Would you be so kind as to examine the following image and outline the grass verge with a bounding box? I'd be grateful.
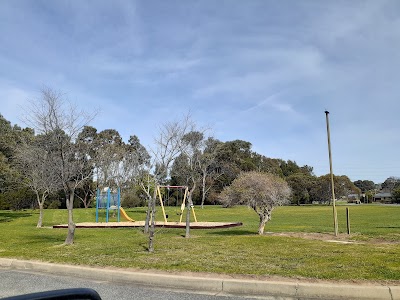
[0,205,399,281]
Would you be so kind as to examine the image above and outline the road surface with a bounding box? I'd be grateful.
[0,269,292,300]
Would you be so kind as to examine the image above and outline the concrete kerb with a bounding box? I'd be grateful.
[391,286,400,300]
[222,278,298,298]
[296,282,393,300]
[0,259,222,293]
[0,258,398,300]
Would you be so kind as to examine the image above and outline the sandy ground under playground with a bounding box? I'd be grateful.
[53,221,243,229]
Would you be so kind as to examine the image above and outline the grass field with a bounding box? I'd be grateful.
[0,205,399,282]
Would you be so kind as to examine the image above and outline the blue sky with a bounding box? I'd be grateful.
[1,0,399,183]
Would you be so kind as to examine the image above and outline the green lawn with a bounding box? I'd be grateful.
[0,205,399,281]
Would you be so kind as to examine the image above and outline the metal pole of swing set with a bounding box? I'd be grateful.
[325,111,338,236]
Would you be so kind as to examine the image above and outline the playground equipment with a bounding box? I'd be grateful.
[156,185,197,224]
[55,186,242,229]
[96,187,135,222]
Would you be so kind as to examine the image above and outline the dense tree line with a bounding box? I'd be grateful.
[1,110,367,211]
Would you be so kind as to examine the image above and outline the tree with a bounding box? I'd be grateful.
[0,114,35,209]
[74,126,98,208]
[381,177,400,192]
[279,160,301,177]
[198,137,224,208]
[219,171,291,235]
[310,174,360,204]
[392,187,400,204]
[251,154,283,177]
[278,159,314,178]
[286,173,317,205]
[212,140,255,193]
[114,135,150,189]
[353,180,376,193]
[24,87,96,244]
[174,130,206,238]
[95,129,124,187]
[142,115,195,251]
[14,134,60,226]
[0,114,17,159]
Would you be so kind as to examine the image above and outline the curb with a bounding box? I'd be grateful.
[0,258,398,300]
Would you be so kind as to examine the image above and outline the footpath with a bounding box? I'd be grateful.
[0,258,398,300]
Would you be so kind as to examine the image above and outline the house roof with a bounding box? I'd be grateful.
[374,192,392,197]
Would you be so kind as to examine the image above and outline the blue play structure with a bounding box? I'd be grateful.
[96,187,121,222]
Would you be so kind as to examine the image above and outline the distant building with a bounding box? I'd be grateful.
[347,194,361,204]
[373,192,392,203]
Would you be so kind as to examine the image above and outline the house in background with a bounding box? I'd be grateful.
[373,192,392,203]
[347,194,361,204]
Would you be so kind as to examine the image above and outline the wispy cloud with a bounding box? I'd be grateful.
[1,0,400,182]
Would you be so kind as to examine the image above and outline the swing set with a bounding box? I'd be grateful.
[54,185,243,229]
[156,185,198,224]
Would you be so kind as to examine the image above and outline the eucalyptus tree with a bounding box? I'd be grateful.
[286,173,317,205]
[0,116,36,210]
[310,174,360,204]
[198,137,224,208]
[212,140,255,191]
[176,130,205,238]
[381,177,400,193]
[110,135,150,190]
[24,87,96,244]
[0,115,34,197]
[14,134,60,227]
[170,128,219,237]
[251,153,283,177]
[0,114,16,160]
[95,129,124,188]
[353,180,376,193]
[121,135,150,188]
[75,126,98,208]
[392,187,400,203]
[0,116,17,196]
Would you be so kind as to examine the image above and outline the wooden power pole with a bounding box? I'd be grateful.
[325,111,338,236]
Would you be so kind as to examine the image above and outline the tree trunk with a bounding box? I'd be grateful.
[144,196,151,234]
[258,215,267,235]
[83,193,88,208]
[257,208,273,235]
[201,172,206,209]
[37,203,44,228]
[148,190,156,252]
[185,185,195,239]
[35,192,43,228]
[185,194,191,238]
[64,191,76,245]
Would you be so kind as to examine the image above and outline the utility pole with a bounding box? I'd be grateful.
[325,111,338,236]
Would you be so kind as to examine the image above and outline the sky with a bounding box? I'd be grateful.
[1,0,399,184]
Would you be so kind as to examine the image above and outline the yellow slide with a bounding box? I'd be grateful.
[120,207,135,222]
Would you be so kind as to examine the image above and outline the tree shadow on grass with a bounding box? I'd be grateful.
[206,229,257,236]
[0,211,32,223]
[27,235,65,245]
[376,226,400,229]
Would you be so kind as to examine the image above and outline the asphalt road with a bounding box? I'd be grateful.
[0,269,285,300]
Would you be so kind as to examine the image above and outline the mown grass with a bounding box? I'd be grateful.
[0,205,399,281]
